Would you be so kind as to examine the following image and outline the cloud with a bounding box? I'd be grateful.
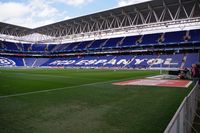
[0,2,29,21]
[0,0,70,28]
[118,0,152,7]
[52,0,94,7]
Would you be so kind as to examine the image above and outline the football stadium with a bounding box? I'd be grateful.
[0,0,200,133]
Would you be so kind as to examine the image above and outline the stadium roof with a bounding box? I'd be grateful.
[0,0,200,42]
[0,22,32,36]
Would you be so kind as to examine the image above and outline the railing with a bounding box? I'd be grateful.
[164,81,199,133]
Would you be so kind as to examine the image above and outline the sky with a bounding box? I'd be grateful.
[0,0,151,28]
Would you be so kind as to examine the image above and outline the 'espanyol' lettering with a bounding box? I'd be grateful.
[50,60,75,65]
[147,58,164,65]
[104,59,117,65]
[76,60,97,65]
[48,57,179,67]
[117,59,129,65]
[164,58,178,65]
[134,59,147,65]
[94,60,107,65]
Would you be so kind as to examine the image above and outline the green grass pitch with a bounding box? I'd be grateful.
[0,68,192,133]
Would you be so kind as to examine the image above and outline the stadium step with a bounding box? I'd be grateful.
[22,58,26,67]
[117,36,126,47]
[86,40,95,49]
[181,54,187,68]
[32,58,38,67]
[100,39,109,48]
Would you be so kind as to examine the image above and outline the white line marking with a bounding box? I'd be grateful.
[4,72,69,79]
[3,72,96,81]
[0,83,95,99]
[186,81,193,88]
[0,77,139,99]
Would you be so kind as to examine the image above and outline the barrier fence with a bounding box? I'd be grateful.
[164,81,199,133]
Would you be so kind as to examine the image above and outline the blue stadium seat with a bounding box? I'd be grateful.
[33,58,50,67]
[64,42,79,52]
[0,41,5,50]
[120,35,141,47]
[184,53,199,67]
[102,37,123,48]
[23,43,32,52]
[88,39,106,50]
[75,41,92,51]
[163,31,186,44]
[24,58,36,67]
[189,29,200,42]
[140,33,162,45]
[16,43,24,51]
[3,41,19,51]
[32,44,46,52]
[47,44,57,51]
[51,43,69,52]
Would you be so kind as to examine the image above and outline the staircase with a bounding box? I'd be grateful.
[32,58,38,67]
[158,33,165,44]
[181,54,187,68]
[22,58,27,67]
[73,42,81,51]
[117,37,126,47]
[86,40,95,49]
[16,43,21,51]
[51,44,63,52]
[100,39,109,48]
[184,30,191,42]
[136,35,143,45]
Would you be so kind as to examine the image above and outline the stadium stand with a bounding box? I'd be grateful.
[0,28,199,70]
[3,41,19,51]
[0,53,199,69]
[1,29,200,54]
[47,44,56,51]
[0,0,199,72]
[31,44,46,52]
[23,43,32,52]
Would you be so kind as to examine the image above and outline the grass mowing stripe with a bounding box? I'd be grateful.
[0,69,189,133]
[1,72,107,80]
[1,72,70,79]
[0,76,145,99]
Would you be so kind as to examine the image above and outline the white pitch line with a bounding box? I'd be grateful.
[3,72,97,81]
[186,81,193,88]
[0,83,100,99]
[5,72,70,79]
[0,77,138,99]
[0,84,91,99]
